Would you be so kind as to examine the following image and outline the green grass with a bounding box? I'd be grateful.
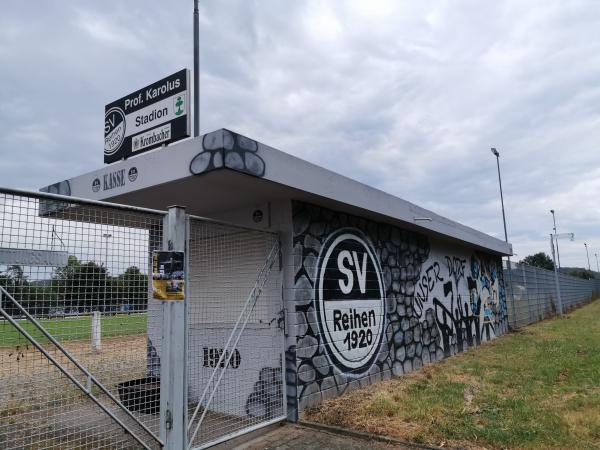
[0,313,147,347]
[305,300,600,449]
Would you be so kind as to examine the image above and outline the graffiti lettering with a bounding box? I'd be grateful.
[445,256,466,283]
[202,347,241,369]
[414,262,443,317]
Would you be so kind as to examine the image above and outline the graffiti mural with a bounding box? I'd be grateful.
[245,367,283,419]
[190,129,265,177]
[291,201,432,411]
[416,251,508,357]
[290,201,508,412]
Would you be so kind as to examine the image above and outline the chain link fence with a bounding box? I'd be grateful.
[504,260,600,328]
[0,188,164,450]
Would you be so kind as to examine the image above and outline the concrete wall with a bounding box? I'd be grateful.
[287,201,508,417]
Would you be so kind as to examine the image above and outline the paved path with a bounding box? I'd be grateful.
[222,423,418,450]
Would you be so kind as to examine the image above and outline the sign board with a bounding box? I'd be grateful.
[0,248,69,266]
[104,69,190,163]
[152,251,185,300]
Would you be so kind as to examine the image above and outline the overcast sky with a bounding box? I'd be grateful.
[1,0,599,269]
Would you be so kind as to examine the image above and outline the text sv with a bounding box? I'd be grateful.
[338,250,367,294]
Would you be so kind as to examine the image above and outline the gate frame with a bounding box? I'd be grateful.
[160,206,188,450]
[185,215,288,450]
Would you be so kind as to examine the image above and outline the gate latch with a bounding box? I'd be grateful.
[278,308,287,335]
[165,409,172,431]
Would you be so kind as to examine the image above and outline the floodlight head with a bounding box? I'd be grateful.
[491,147,499,157]
[550,209,554,214]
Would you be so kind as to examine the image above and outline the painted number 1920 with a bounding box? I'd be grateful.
[342,329,373,350]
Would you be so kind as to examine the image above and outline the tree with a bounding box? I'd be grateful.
[0,265,29,316]
[567,269,594,280]
[114,266,148,311]
[521,252,555,271]
[53,256,111,311]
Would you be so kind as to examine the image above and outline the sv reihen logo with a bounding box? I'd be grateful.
[104,107,126,155]
[315,228,385,374]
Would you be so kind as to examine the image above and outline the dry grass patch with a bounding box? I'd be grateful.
[304,299,600,449]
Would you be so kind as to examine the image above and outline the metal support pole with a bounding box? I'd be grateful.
[550,210,561,269]
[532,266,541,320]
[102,233,111,313]
[550,234,563,316]
[584,242,591,271]
[193,0,199,137]
[522,264,531,325]
[160,206,187,450]
[491,148,516,328]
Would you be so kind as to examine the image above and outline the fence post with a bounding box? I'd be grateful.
[505,258,517,329]
[91,311,102,352]
[521,264,531,325]
[160,206,187,450]
[532,267,541,321]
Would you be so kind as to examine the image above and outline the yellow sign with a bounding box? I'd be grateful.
[152,251,185,300]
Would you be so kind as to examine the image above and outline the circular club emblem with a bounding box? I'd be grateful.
[252,209,263,223]
[128,167,138,182]
[315,228,385,374]
[104,107,126,156]
[92,178,101,192]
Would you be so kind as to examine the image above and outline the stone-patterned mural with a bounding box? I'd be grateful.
[289,201,507,415]
[189,129,265,177]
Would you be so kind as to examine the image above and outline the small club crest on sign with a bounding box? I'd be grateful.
[175,95,184,116]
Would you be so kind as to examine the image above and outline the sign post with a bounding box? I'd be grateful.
[104,69,190,163]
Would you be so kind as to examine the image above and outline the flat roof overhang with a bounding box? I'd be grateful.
[42,129,513,256]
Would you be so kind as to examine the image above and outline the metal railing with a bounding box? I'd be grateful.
[504,260,600,328]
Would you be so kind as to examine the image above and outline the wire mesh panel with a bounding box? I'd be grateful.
[0,189,164,450]
[186,218,285,449]
[503,259,600,328]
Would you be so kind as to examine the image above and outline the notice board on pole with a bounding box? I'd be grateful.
[152,251,185,301]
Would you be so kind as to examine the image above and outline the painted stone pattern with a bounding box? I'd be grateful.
[289,201,508,413]
[189,128,266,177]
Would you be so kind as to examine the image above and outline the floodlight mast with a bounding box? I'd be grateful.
[549,233,563,316]
[490,147,515,324]
[550,210,561,269]
[490,148,509,243]
[584,242,591,271]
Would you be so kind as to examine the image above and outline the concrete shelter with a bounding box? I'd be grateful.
[42,128,512,435]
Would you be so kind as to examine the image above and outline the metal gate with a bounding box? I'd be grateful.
[185,217,286,449]
[0,188,164,450]
[0,188,286,450]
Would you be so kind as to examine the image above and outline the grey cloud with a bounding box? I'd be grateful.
[1,0,599,267]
